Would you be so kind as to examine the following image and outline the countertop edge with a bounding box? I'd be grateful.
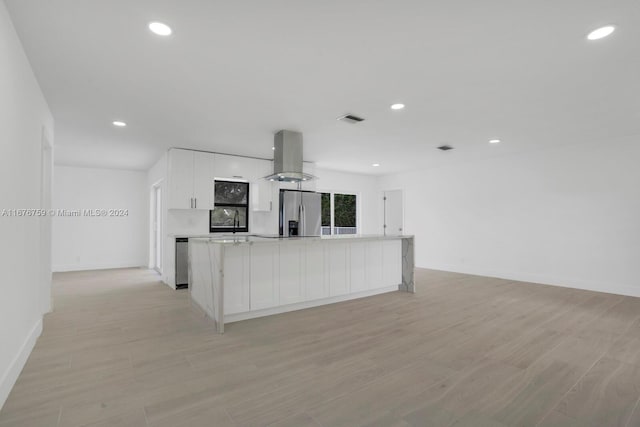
[188,235,414,245]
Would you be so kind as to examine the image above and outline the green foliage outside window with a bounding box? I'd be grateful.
[334,194,356,227]
[321,193,331,226]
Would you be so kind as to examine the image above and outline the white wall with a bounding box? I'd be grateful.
[379,135,640,297]
[52,166,147,271]
[0,1,54,409]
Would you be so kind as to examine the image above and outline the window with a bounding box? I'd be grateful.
[210,180,249,233]
[320,192,357,235]
[321,193,331,235]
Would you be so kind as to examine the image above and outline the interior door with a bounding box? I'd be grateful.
[383,190,404,236]
[153,185,162,271]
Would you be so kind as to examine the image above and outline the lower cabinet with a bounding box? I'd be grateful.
[382,240,402,286]
[223,245,250,315]
[279,242,305,305]
[349,242,367,293]
[305,240,328,300]
[225,240,402,316]
[365,241,384,289]
[250,244,279,310]
[328,243,350,296]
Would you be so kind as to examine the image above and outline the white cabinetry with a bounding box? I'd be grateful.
[328,243,349,296]
[252,160,274,212]
[193,153,214,209]
[305,240,327,300]
[214,154,255,180]
[168,149,214,210]
[365,241,384,290]
[189,237,410,330]
[349,242,367,293]
[382,240,402,286]
[168,149,194,209]
[279,242,305,305]
[214,155,274,212]
[223,245,250,315]
[250,244,279,310]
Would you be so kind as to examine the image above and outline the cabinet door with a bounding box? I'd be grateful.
[223,245,250,315]
[168,150,194,209]
[382,240,402,287]
[328,243,349,296]
[193,152,214,210]
[349,242,367,293]
[252,179,273,212]
[305,240,327,300]
[214,154,252,180]
[251,159,274,211]
[279,242,305,305]
[365,241,384,290]
[250,244,279,310]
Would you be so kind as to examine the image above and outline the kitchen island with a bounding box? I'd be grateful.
[189,235,414,333]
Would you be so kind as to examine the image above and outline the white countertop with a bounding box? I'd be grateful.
[188,234,413,245]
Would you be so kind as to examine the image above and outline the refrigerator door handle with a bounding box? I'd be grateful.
[301,204,305,236]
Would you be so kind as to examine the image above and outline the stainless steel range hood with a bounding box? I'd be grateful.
[265,130,316,182]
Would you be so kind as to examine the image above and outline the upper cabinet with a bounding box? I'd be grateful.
[167,149,316,213]
[168,149,214,210]
[214,154,274,212]
[213,154,257,181]
[251,159,274,212]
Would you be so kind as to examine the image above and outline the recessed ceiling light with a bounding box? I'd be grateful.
[372,163,380,167]
[489,139,501,144]
[390,103,405,110]
[587,25,616,41]
[149,22,172,36]
[112,121,127,127]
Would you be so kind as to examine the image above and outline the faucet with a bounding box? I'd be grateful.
[232,209,239,234]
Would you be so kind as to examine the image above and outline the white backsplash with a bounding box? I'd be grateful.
[167,208,279,236]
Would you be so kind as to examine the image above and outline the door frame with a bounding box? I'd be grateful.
[40,127,53,314]
[150,180,163,273]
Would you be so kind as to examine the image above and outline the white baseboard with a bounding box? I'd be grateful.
[422,263,640,298]
[52,262,145,272]
[225,285,400,324]
[0,319,42,411]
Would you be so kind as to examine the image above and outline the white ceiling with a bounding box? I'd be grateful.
[6,0,640,174]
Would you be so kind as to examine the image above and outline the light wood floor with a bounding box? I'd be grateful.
[1,268,640,427]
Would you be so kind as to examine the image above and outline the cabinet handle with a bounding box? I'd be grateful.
[194,198,197,209]
[190,198,193,209]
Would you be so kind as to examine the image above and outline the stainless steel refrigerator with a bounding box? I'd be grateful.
[279,190,321,237]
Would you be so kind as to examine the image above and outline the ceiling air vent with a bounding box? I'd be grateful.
[337,114,365,124]
[437,145,453,151]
